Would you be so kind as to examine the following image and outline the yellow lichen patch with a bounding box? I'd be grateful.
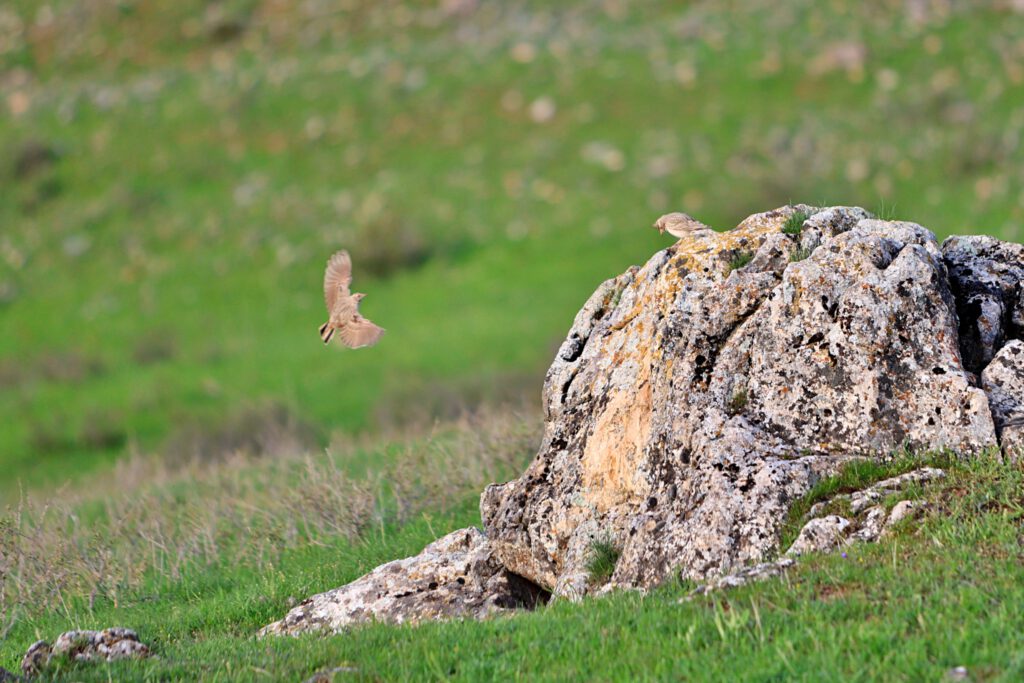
[581,363,653,512]
[666,212,784,273]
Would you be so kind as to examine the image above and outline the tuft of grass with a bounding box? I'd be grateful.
[727,388,748,415]
[874,200,899,221]
[782,210,809,235]
[727,251,754,274]
[789,246,813,263]
[585,537,621,585]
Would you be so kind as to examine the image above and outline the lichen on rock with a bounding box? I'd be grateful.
[482,206,997,597]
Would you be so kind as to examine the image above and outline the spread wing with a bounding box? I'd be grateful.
[337,316,385,349]
[323,250,353,312]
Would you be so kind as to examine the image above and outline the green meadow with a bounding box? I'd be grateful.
[2,1,1023,680]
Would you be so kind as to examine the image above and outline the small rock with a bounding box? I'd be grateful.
[260,528,547,637]
[686,558,796,597]
[850,468,945,514]
[20,628,149,675]
[887,500,923,527]
[303,666,359,682]
[786,515,851,556]
[946,665,969,681]
[851,506,888,543]
[0,665,24,681]
[20,641,50,677]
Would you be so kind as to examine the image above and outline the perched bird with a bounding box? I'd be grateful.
[319,250,385,349]
[653,212,715,239]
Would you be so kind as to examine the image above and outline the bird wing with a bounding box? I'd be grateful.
[323,250,353,312]
[337,316,385,349]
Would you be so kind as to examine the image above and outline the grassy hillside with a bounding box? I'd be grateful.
[3,2,1024,680]
[2,415,1023,681]
[2,0,1024,496]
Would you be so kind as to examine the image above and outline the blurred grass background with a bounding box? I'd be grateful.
[1,0,1023,498]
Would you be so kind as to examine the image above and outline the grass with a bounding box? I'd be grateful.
[3,1,1024,499]
[782,210,810,235]
[4,1,1024,679]
[727,388,749,415]
[2,448,1023,681]
[727,251,755,274]
[585,538,621,585]
[789,246,813,262]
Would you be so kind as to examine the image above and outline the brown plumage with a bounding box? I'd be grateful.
[653,212,715,239]
[319,250,385,349]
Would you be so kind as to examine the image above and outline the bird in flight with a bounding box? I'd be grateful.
[319,250,385,349]
[653,212,715,239]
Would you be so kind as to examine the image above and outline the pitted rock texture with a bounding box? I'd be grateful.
[849,467,946,514]
[20,628,150,676]
[259,528,546,637]
[482,206,996,596]
[981,339,1024,453]
[687,558,796,597]
[942,236,1024,374]
[786,515,852,556]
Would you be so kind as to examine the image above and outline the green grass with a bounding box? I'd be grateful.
[727,251,755,274]
[585,538,621,585]
[2,1,1024,499]
[3,452,1023,681]
[782,210,810,235]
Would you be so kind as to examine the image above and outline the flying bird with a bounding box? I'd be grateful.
[319,250,385,349]
[653,212,715,239]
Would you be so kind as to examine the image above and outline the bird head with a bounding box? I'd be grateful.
[353,292,367,302]
[653,216,666,234]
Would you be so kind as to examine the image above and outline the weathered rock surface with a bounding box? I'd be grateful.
[981,339,1024,453]
[259,528,547,637]
[482,206,995,596]
[942,236,1024,374]
[20,628,150,676]
[849,467,945,514]
[786,515,852,556]
[687,558,796,597]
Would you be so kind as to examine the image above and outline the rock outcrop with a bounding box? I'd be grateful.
[259,528,546,637]
[482,206,998,597]
[263,205,1024,635]
[20,628,150,677]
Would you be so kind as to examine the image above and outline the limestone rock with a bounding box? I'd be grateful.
[687,558,796,597]
[21,628,149,675]
[887,500,924,527]
[849,468,945,514]
[483,207,994,595]
[259,528,546,637]
[981,339,1024,453]
[786,515,851,556]
[851,506,888,543]
[942,235,1024,373]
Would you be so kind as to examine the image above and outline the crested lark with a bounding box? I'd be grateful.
[319,250,385,349]
[653,212,715,239]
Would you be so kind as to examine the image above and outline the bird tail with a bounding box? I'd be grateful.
[319,322,333,344]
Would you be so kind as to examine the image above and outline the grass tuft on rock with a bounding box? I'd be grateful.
[586,537,621,585]
[782,210,809,235]
[727,388,748,415]
[727,251,754,274]
[790,246,813,263]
